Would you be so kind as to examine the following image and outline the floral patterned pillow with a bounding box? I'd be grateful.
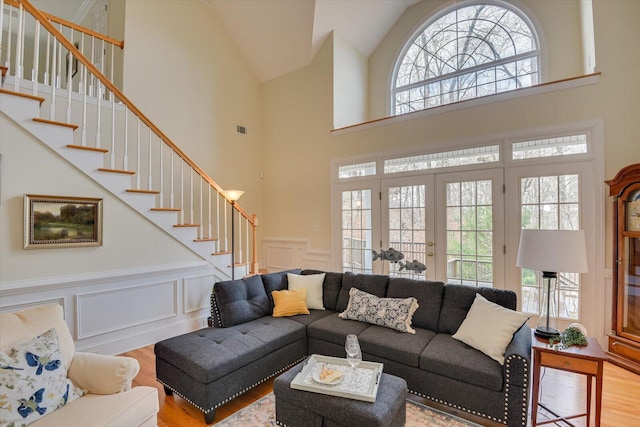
[339,287,419,334]
[0,328,85,426]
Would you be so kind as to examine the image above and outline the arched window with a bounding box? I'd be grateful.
[392,2,539,115]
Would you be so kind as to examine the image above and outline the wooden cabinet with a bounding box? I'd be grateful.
[606,163,640,374]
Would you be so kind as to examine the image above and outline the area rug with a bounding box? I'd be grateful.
[213,392,480,426]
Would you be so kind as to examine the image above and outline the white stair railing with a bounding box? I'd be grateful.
[1,0,258,276]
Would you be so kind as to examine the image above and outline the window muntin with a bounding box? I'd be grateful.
[339,162,376,179]
[341,189,373,273]
[384,145,500,174]
[393,3,539,115]
[520,174,581,319]
[512,134,588,160]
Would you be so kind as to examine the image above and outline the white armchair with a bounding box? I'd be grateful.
[0,304,159,427]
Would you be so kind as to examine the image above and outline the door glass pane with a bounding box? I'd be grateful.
[446,180,493,287]
[386,185,426,278]
[520,174,580,319]
[342,189,373,274]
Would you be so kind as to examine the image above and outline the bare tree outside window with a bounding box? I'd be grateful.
[394,3,539,115]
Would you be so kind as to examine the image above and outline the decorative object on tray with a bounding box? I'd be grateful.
[548,325,588,350]
[312,364,344,385]
[290,354,383,402]
[345,334,362,369]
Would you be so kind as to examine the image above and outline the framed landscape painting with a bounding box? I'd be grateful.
[24,195,103,249]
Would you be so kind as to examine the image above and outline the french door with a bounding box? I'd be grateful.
[340,169,505,287]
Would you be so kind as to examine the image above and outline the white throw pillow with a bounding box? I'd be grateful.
[287,273,326,310]
[0,328,84,426]
[452,294,531,365]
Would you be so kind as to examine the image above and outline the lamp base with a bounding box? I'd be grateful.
[534,326,560,339]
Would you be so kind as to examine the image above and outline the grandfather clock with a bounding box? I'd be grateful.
[606,163,640,374]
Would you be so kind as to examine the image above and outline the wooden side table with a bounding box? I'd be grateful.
[531,333,607,426]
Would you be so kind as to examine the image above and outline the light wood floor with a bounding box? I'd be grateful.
[122,345,640,427]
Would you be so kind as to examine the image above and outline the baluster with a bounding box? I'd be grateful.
[237,211,243,264]
[81,62,87,146]
[109,44,114,101]
[147,130,152,191]
[44,34,50,88]
[216,192,221,252]
[89,36,94,97]
[190,169,194,225]
[199,178,204,239]
[0,0,4,69]
[207,183,212,240]
[66,29,73,123]
[31,21,40,95]
[245,218,249,266]
[159,139,164,205]
[5,5,12,71]
[50,38,57,120]
[170,151,175,208]
[110,85,115,168]
[95,76,101,147]
[123,107,129,171]
[99,39,105,99]
[136,118,141,189]
[56,24,62,88]
[180,160,185,224]
[13,3,23,91]
[224,196,228,252]
[78,34,84,95]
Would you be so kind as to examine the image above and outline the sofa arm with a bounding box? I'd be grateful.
[68,351,140,395]
[503,324,531,389]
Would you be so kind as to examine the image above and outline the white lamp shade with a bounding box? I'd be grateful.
[516,229,588,273]
[221,190,244,202]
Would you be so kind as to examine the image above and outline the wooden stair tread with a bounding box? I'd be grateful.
[151,207,180,212]
[213,251,231,256]
[194,238,218,242]
[0,88,45,104]
[98,167,136,175]
[0,65,7,77]
[174,224,201,228]
[33,117,79,130]
[67,144,109,153]
[127,189,160,195]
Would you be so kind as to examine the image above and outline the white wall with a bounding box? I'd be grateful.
[333,33,368,129]
[260,0,640,344]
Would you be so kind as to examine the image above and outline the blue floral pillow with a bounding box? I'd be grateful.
[0,328,85,426]
[339,287,419,334]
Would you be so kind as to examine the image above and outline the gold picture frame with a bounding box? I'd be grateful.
[24,194,103,249]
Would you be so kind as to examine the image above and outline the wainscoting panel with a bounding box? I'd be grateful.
[76,280,178,339]
[184,273,218,313]
[261,238,333,273]
[0,262,216,355]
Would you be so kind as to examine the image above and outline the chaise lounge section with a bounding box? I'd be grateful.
[154,269,531,426]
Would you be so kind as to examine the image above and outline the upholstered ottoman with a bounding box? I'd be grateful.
[274,360,407,427]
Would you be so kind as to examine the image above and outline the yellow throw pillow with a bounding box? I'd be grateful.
[272,289,310,317]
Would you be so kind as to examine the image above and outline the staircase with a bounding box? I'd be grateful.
[0,0,256,279]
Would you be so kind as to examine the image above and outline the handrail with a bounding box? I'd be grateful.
[5,0,124,48]
[17,0,255,225]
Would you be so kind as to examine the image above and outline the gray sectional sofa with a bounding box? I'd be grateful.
[154,269,531,426]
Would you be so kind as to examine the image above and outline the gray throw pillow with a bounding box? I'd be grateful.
[213,275,269,327]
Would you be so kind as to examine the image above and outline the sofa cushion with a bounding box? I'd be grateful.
[288,273,325,310]
[302,270,343,311]
[29,386,159,427]
[286,309,334,327]
[437,284,517,334]
[452,294,531,365]
[0,304,75,370]
[213,275,270,327]
[358,325,436,367]
[386,278,444,331]
[0,328,84,426]
[262,268,303,309]
[272,289,310,317]
[339,288,419,334]
[155,317,306,383]
[336,272,389,313]
[307,313,371,347]
[420,333,504,392]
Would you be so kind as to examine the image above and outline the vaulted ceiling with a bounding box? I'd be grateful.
[33,0,420,82]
